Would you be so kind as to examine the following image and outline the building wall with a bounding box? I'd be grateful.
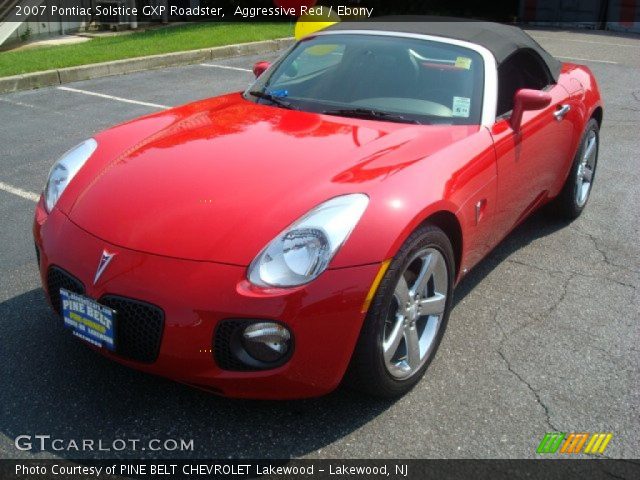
[1,0,167,47]
[607,0,640,32]
[520,0,640,32]
[3,0,94,46]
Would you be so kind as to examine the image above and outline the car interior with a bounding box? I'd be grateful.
[265,37,484,123]
[496,48,554,117]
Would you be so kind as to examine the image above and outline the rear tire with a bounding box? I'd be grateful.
[344,224,454,398]
[548,118,599,219]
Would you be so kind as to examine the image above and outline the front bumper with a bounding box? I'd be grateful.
[33,200,379,399]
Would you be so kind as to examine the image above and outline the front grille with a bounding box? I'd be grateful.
[100,296,164,363]
[46,266,164,363]
[47,266,85,314]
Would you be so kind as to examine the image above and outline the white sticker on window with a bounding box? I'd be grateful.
[452,96,471,117]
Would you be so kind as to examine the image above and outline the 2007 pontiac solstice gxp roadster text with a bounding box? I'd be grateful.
[34,19,602,399]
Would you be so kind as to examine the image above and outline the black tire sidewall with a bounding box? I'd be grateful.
[347,224,455,397]
[556,118,600,218]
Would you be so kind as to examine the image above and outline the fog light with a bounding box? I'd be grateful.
[242,322,291,363]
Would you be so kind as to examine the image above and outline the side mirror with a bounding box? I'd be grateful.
[253,61,271,78]
[510,89,552,132]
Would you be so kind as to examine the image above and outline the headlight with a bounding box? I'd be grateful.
[248,194,369,287]
[44,139,97,212]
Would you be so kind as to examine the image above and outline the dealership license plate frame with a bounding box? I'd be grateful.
[60,288,116,351]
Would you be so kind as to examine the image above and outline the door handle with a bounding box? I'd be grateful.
[554,104,570,121]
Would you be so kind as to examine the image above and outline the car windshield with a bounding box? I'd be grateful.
[245,33,485,125]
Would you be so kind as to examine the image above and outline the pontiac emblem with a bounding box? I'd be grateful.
[94,250,116,285]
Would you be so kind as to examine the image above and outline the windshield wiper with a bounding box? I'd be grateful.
[321,108,423,125]
[248,90,294,109]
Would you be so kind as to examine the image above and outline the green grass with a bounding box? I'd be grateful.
[0,22,293,77]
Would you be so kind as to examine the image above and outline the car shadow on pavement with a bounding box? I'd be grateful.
[0,211,569,460]
[452,210,568,307]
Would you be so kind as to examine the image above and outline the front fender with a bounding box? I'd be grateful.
[331,127,498,276]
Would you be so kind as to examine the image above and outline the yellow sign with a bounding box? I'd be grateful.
[294,6,339,40]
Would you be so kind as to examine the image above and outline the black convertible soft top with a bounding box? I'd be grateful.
[325,17,562,81]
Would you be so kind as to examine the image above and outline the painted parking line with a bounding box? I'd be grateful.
[0,97,38,109]
[57,86,170,109]
[0,181,39,202]
[199,63,252,72]
[556,56,618,64]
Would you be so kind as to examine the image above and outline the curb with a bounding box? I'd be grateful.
[0,37,294,95]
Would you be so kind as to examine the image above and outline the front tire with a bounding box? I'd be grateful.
[345,224,454,398]
[549,118,599,219]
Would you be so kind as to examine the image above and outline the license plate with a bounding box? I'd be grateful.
[60,288,116,351]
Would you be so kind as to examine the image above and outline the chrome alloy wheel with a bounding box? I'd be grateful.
[576,129,597,208]
[383,248,448,379]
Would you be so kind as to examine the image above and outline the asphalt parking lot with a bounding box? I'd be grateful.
[0,29,638,460]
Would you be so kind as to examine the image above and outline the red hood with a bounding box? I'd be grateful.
[65,93,477,264]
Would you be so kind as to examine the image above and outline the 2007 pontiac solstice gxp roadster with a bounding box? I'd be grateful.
[34,19,602,399]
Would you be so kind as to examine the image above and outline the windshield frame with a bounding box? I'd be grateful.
[244,30,498,127]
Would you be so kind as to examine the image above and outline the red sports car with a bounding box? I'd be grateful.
[34,20,602,399]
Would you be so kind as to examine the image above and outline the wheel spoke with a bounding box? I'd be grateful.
[419,293,446,316]
[581,182,590,201]
[381,247,449,380]
[411,253,437,296]
[383,314,405,362]
[394,276,411,306]
[576,130,596,207]
[405,327,421,369]
[583,136,596,164]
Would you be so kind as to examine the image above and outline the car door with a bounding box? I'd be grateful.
[489,50,574,237]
